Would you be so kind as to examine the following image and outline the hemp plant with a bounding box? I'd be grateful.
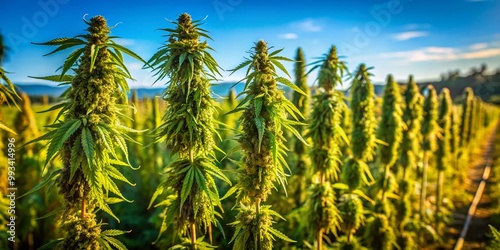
[304,45,348,249]
[146,13,230,248]
[0,53,20,133]
[435,88,452,233]
[418,85,439,246]
[364,74,403,250]
[290,47,310,208]
[396,75,423,249]
[227,40,307,250]
[21,15,145,250]
[339,64,377,244]
[459,88,474,149]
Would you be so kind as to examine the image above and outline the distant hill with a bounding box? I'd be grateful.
[14,82,246,100]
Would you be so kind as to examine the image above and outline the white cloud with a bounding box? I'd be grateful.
[469,42,488,50]
[293,19,321,32]
[461,48,500,59]
[377,42,500,62]
[279,33,298,39]
[114,38,136,46]
[392,31,429,41]
[402,23,431,30]
[379,47,457,61]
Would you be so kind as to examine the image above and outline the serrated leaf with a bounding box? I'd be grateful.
[268,227,296,242]
[69,135,83,182]
[102,229,131,237]
[255,116,265,152]
[180,167,195,208]
[102,236,128,250]
[18,169,61,199]
[89,44,100,72]
[81,126,95,169]
[276,77,306,96]
[254,97,263,117]
[45,119,82,167]
[0,121,17,134]
[37,238,63,250]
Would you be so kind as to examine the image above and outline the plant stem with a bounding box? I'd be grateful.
[435,170,444,232]
[381,164,390,203]
[81,193,86,219]
[256,198,261,250]
[208,224,213,245]
[191,223,197,249]
[317,228,323,250]
[189,149,196,249]
[419,150,429,246]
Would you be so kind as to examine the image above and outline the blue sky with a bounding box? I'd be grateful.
[1,0,499,88]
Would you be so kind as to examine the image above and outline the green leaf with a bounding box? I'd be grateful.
[180,167,195,208]
[148,184,165,209]
[102,235,128,250]
[18,169,61,199]
[69,135,83,182]
[81,126,95,169]
[36,206,63,220]
[0,121,17,134]
[268,227,296,242]
[102,229,131,237]
[276,77,306,96]
[29,74,74,83]
[254,97,263,117]
[97,237,114,250]
[60,47,85,79]
[38,238,63,250]
[37,101,67,114]
[107,42,146,64]
[89,44,100,72]
[45,119,82,167]
[255,116,265,152]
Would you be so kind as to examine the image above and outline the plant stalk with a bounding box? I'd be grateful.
[256,198,261,250]
[435,170,444,232]
[191,223,197,249]
[419,150,429,246]
[317,228,323,250]
[82,193,86,219]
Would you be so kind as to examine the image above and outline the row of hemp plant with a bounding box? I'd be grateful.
[304,45,348,249]
[20,15,146,250]
[337,64,377,248]
[363,74,403,250]
[227,40,307,250]
[146,13,231,249]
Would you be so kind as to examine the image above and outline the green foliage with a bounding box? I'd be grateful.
[146,13,228,246]
[421,85,439,152]
[149,13,221,158]
[459,87,474,147]
[337,193,364,237]
[229,204,294,250]
[0,67,20,133]
[487,224,500,249]
[25,15,145,250]
[363,213,397,250]
[348,64,377,162]
[308,46,348,92]
[307,45,348,182]
[377,74,403,170]
[399,75,423,174]
[436,88,452,171]
[306,183,341,237]
[229,40,305,249]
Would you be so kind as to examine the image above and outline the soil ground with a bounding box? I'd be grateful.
[446,125,498,249]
